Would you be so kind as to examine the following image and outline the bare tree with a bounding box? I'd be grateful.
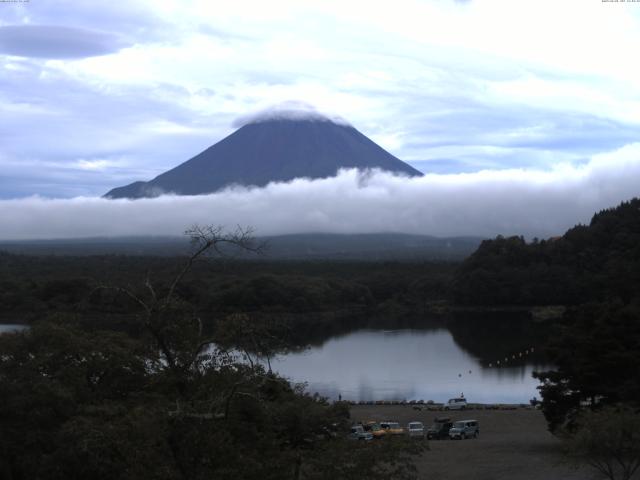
[215,313,291,373]
[100,225,262,377]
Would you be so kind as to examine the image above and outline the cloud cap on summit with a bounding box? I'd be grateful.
[232,102,351,128]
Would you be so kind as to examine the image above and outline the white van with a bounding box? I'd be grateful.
[444,398,467,410]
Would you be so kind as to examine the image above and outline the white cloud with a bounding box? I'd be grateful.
[231,102,350,128]
[75,158,121,171]
[1,143,639,241]
[0,25,129,59]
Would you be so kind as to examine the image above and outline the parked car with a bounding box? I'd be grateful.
[444,398,467,410]
[349,425,373,441]
[426,418,453,440]
[380,421,404,435]
[363,422,387,438]
[407,421,425,439]
[448,420,479,439]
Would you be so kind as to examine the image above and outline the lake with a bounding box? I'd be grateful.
[269,328,550,404]
[0,324,28,334]
[0,322,549,404]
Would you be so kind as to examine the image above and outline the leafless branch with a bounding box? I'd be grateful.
[144,272,158,303]
[93,285,151,316]
[165,224,262,306]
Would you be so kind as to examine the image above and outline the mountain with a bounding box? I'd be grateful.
[104,114,422,199]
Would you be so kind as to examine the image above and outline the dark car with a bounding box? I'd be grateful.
[449,420,479,440]
[426,418,453,440]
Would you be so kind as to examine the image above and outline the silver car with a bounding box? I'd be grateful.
[448,420,479,439]
[407,421,425,439]
[349,425,373,441]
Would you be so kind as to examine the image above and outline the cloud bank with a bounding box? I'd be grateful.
[0,25,129,59]
[1,143,639,241]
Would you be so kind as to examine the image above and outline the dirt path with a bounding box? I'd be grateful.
[350,405,593,480]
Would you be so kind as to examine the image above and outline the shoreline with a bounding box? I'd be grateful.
[342,401,536,409]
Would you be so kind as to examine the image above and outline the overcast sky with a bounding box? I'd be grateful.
[1,0,639,238]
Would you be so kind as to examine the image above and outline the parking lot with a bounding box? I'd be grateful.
[350,404,592,480]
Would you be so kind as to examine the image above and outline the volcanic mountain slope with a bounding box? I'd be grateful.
[105,114,422,199]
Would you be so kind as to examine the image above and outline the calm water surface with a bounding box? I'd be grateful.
[0,324,28,334]
[0,323,548,403]
[270,329,549,404]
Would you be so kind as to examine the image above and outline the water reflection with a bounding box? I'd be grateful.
[270,329,550,404]
[0,324,28,334]
[0,323,548,403]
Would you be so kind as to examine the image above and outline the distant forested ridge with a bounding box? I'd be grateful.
[453,198,640,306]
[0,233,481,261]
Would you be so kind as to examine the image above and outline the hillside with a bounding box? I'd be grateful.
[452,198,640,306]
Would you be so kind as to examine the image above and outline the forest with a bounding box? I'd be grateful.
[0,248,456,345]
[453,198,640,306]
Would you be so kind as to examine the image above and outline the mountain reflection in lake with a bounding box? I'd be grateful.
[270,329,549,404]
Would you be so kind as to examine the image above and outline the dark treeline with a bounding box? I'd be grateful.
[0,253,455,340]
[453,198,640,306]
[0,233,481,260]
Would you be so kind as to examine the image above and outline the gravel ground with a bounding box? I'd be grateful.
[350,405,593,480]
